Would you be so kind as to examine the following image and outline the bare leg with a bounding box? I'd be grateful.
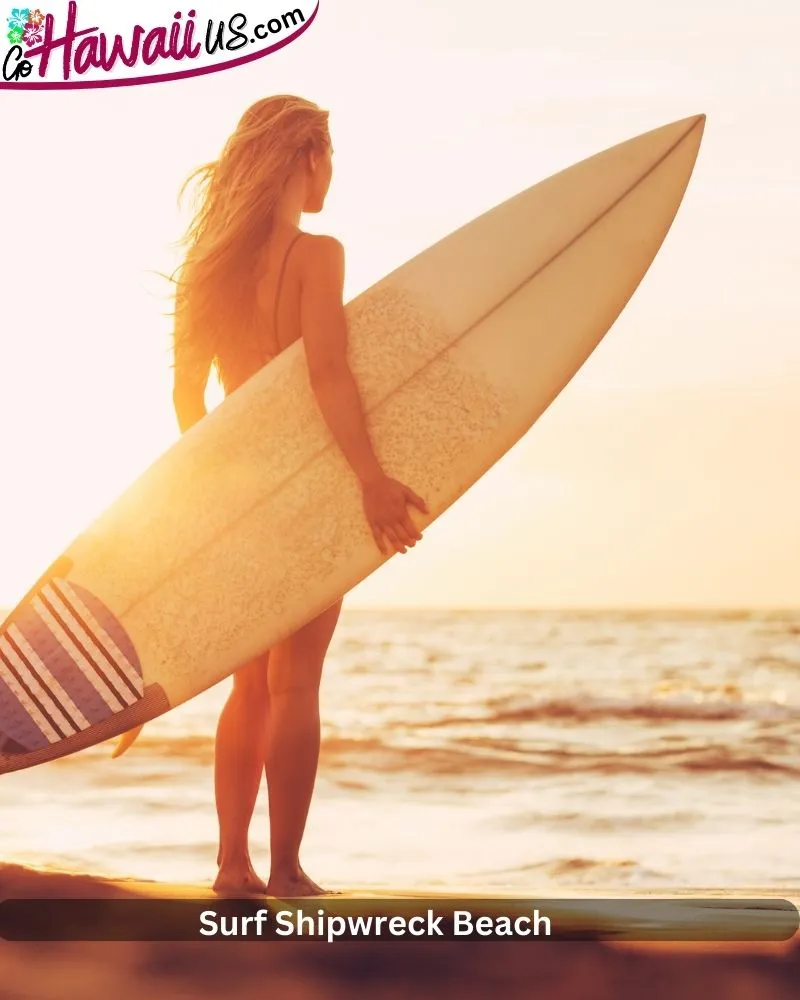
[213,655,271,894]
[265,600,342,896]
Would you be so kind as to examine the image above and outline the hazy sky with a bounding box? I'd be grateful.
[0,0,798,608]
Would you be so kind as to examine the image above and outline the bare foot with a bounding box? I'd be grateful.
[213,863,269,896]
[266,867,336,898]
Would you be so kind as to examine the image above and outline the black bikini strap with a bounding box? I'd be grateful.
[273,231,304,336]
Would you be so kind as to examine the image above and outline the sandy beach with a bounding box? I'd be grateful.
[2,863,799,1000]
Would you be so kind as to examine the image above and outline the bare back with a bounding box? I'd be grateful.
[254,228,306,357]
[214,227,307,396]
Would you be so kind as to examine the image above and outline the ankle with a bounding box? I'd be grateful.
[270,858,301,879]
[218,848,250,869]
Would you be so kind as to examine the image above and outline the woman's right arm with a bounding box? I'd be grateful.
[298,235,428,555]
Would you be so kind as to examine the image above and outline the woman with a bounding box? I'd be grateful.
[119,96,427,897]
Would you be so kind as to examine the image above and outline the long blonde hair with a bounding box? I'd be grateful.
[174,95,330,389]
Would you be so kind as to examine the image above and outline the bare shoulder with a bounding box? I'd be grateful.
[297,233,345,279]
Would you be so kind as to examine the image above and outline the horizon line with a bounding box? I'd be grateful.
[1,602,798,617]
[342,604,799,613]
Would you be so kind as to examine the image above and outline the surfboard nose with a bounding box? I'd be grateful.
[677,113,705,138]
[637,112,705,160]
[659,114,705,175]
[669,115,707,160]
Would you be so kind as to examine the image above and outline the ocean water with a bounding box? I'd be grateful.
[2,609,799,891]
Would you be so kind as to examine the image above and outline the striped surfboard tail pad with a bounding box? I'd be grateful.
[0,576,167,774]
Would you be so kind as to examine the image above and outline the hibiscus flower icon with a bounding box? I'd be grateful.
[27,7,44,25]
[6,8,31,31]
[23,19,42,44]
[6,25,24,45]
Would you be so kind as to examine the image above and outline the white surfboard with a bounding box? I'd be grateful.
[0,114,705,774]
